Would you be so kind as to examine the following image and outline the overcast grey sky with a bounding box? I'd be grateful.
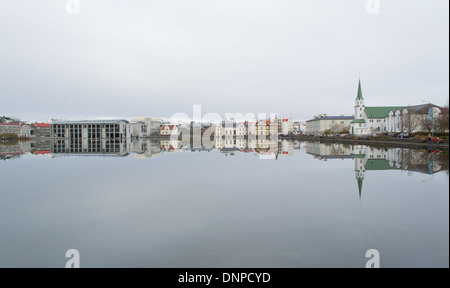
[0,0,448,122]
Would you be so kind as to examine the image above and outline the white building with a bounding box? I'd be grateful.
[349,79,447,136]
[132,116,162,136]
[129,121,145,138]
[278,117,294,135]
[386,104,447,133]
[306,115,354,136]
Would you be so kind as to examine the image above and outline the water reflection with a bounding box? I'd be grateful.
[0,138,448,268]
[1,139,447,174]
[303,142,448,198]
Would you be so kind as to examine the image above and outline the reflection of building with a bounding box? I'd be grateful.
[305,142,352,160]
[161,124,178,135]
[303,141,448,200]
[161,140,180,152]
[51,139,130,157]
[351,145,446,199]
[0,141,51,160]
[132,139,161,159]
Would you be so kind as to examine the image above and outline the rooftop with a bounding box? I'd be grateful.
[307,116,354,122]
[0,123,22,126]
[51,120,129,125]
[365,106,405,118]
[33,123,51,128]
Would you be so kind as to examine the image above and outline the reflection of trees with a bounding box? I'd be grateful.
[398,149,448,174]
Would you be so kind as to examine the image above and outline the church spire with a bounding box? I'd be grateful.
[356,78,363,100]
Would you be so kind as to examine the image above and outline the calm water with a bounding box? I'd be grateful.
[0,140,448,268]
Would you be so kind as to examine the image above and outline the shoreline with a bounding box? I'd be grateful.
[280,135,449,151]
[6,135,450,152]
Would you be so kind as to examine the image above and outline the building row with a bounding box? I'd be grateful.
[304,79,448,136]
[214,117,294,138]
[0,122,51,137]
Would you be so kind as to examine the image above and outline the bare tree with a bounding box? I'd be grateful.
[436,102,449,133]
[418,114,433,133]
[401,112,419,134]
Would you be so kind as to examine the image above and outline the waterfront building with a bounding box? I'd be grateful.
[349,79,447,136]
[132,116,162,136]
[0,123,22,135]
[255,120,278,136]
[386,104,448,133]
[32,123,51,137]
[129,121,145,138]
[20,124,34,137]
[51,120,129,140]
[278,117,294,135]
[305,115,354,136]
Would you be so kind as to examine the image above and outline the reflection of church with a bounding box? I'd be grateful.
[304,142,446,200]
[352,145,444,199]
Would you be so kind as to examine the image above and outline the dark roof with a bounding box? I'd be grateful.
[221,123,237,128]
[306,116,354,122]
[406,103,441,114]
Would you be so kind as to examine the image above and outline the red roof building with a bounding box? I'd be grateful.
[33,123,51,128]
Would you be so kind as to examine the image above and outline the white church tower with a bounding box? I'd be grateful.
[355,79,365,120]
[350,78,367,135]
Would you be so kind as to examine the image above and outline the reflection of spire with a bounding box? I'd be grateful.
[357,176,364,200]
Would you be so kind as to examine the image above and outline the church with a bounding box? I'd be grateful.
[349,79,405,136]
[349,79,446,136]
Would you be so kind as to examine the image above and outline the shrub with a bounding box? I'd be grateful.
[0,133,19,139]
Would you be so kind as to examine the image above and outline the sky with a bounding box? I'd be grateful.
[0,0,448,122]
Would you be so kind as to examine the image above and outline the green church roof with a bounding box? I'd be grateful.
[365,106,406,119]
[365,159,395,170]
[356,79,363,100]
[353,154,366,158]
[351,119,365,123]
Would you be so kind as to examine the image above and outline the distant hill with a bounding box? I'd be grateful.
[0,116,19,123]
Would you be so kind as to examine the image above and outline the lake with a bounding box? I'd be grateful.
[0,139,448,268]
